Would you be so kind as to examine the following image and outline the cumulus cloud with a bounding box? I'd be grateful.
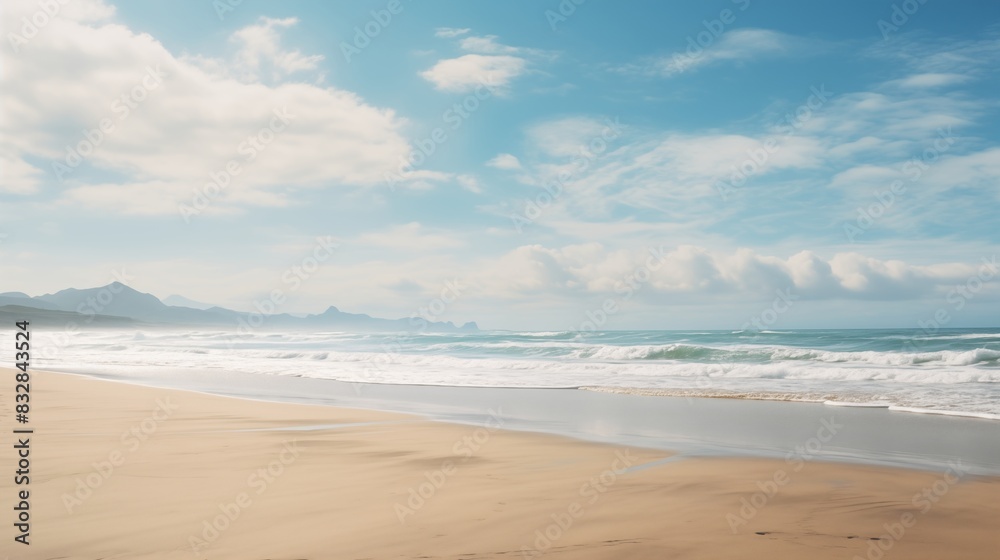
[420,53,525,92]
[420,31,549,93]
[486,153,522,170]
[229,17,325,82]
[0,0,411,215]
[470,244,995,303]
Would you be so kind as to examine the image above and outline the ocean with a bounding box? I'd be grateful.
[23,327,1000,420]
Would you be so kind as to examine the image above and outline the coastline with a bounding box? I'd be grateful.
[43,365,1000,475]
[8,368,1000,558]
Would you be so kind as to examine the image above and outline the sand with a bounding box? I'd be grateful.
[3,369,998,559]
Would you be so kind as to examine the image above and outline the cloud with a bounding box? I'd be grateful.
[434,27,470,38]
[633,28,797,77]
[385,168,492,194]
[487,153,522,170]
[470,244,996,303]
[229,17,325,82]
[420,31,552,93]
[420,54,525,92]
[0,151,44,194]
[887,73,971,89]
[869,34,1000,76]
[506,116,820,222]
[356,222,465,251]
[0,0,411,215]
[459,35,522,55]
[489,53,994,245]
[456,174,484,193]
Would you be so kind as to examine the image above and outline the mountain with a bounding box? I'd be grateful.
[0,292,62,310]
[0,304,136,327]
[304,305,479,331]
[35,283,236,324]
[6,283,479,332]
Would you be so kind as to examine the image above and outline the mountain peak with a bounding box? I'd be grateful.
[0,291,29,298]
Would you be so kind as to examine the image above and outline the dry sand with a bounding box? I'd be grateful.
[2,369,998,559]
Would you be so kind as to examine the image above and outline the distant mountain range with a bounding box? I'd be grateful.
[0,283,478,332]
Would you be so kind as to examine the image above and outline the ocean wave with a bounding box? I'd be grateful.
[12,327,1000,419]
[567,343,1000,367]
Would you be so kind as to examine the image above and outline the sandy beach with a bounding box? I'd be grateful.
[0,369,994,559]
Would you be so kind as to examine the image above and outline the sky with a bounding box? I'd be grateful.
[1,0,999,330]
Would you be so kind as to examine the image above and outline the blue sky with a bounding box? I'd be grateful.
[2,0,999,330]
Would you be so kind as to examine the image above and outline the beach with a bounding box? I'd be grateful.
[7,369,999,559]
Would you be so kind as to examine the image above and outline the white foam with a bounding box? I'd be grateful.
[8,328,1000,421]
[824,400,892,408]
[887,406,1000,421]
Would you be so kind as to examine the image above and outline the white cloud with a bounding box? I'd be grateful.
[459,35,521,55]
[869,35,1000,76]
[420,31,552,93]
[639,28,795,77]
[420,54,525,92]
[470,244,995,302]
[456,174,484,193]
[0,151,44,194]
[229,17,325,82]
[356,222,465,251]
[887,73,970,89]
[487,153,522,170]
[510,116,821,221]
[0,0,411,215]
[434,27,470,38]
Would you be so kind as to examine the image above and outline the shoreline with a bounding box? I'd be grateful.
[581,385,1000,421]
[40,366,1000,475]
[8,368,1000,559]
